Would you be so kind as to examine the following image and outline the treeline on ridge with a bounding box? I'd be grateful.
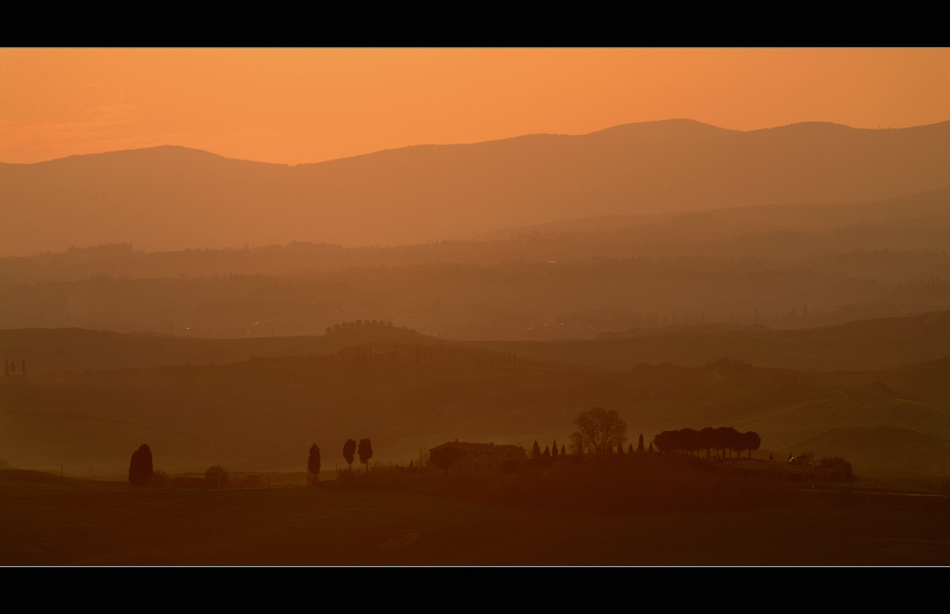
[653,427,761,459]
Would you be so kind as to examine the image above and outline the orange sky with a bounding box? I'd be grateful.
[2,48,949,165]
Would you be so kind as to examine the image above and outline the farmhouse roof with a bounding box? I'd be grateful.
[429,441,524,454]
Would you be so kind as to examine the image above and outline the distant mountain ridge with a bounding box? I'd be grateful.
[2,119,949,256]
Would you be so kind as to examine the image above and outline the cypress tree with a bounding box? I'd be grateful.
[531,440,542,460]
[637,433,645,453]
[129,444,153,487]
[307,444,321,485]
[551,440,558,458]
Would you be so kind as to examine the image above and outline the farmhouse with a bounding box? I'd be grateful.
[429,440,528,473]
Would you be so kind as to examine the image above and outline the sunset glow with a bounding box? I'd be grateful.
[3,48,950,567]
[3,48,949,165]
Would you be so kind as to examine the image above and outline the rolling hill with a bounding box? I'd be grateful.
[3,322,950,477]
[3,119,948,255]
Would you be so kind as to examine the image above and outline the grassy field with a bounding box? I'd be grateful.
[2,468,949,566]
[4,348,949,476]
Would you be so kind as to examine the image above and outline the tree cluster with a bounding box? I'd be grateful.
[325,320,395,334]
[341,438,373,472]
[653,427,761,458]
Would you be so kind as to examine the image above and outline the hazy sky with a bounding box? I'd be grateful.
[2,48,949,165]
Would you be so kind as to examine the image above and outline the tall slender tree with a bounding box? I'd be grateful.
[343,439,356,471]
[308,444,321,485]
[128,444,153,487]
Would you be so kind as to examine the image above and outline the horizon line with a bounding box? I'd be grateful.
[6,118,948,167]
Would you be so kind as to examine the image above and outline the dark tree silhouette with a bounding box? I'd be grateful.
[698,427,715,458]
[628,444,634,454]
[637,433,645,454]
[343,439,356,470]
[571,407,627,455]
[551,439,559,458]
[716,427,740,458]
[560,444,566,456]
[308,444,321,484]
[358,438,373,472]
[742,431,761,458]
[532,440,542,460]
[128,444,153,487]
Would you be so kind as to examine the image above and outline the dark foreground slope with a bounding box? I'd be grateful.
[2,468,948,565]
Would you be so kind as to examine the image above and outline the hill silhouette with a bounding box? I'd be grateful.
[4,310,950,376]
[3,310,950,376]
[2,184,949,341]
[2,119,949,255]
[0,323,433,375]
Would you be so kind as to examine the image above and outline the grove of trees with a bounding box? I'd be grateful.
[653,427,761,458]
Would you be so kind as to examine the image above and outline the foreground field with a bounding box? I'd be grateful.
[2,470,948,566]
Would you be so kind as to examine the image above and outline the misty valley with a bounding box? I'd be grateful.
[2,119,950,565]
